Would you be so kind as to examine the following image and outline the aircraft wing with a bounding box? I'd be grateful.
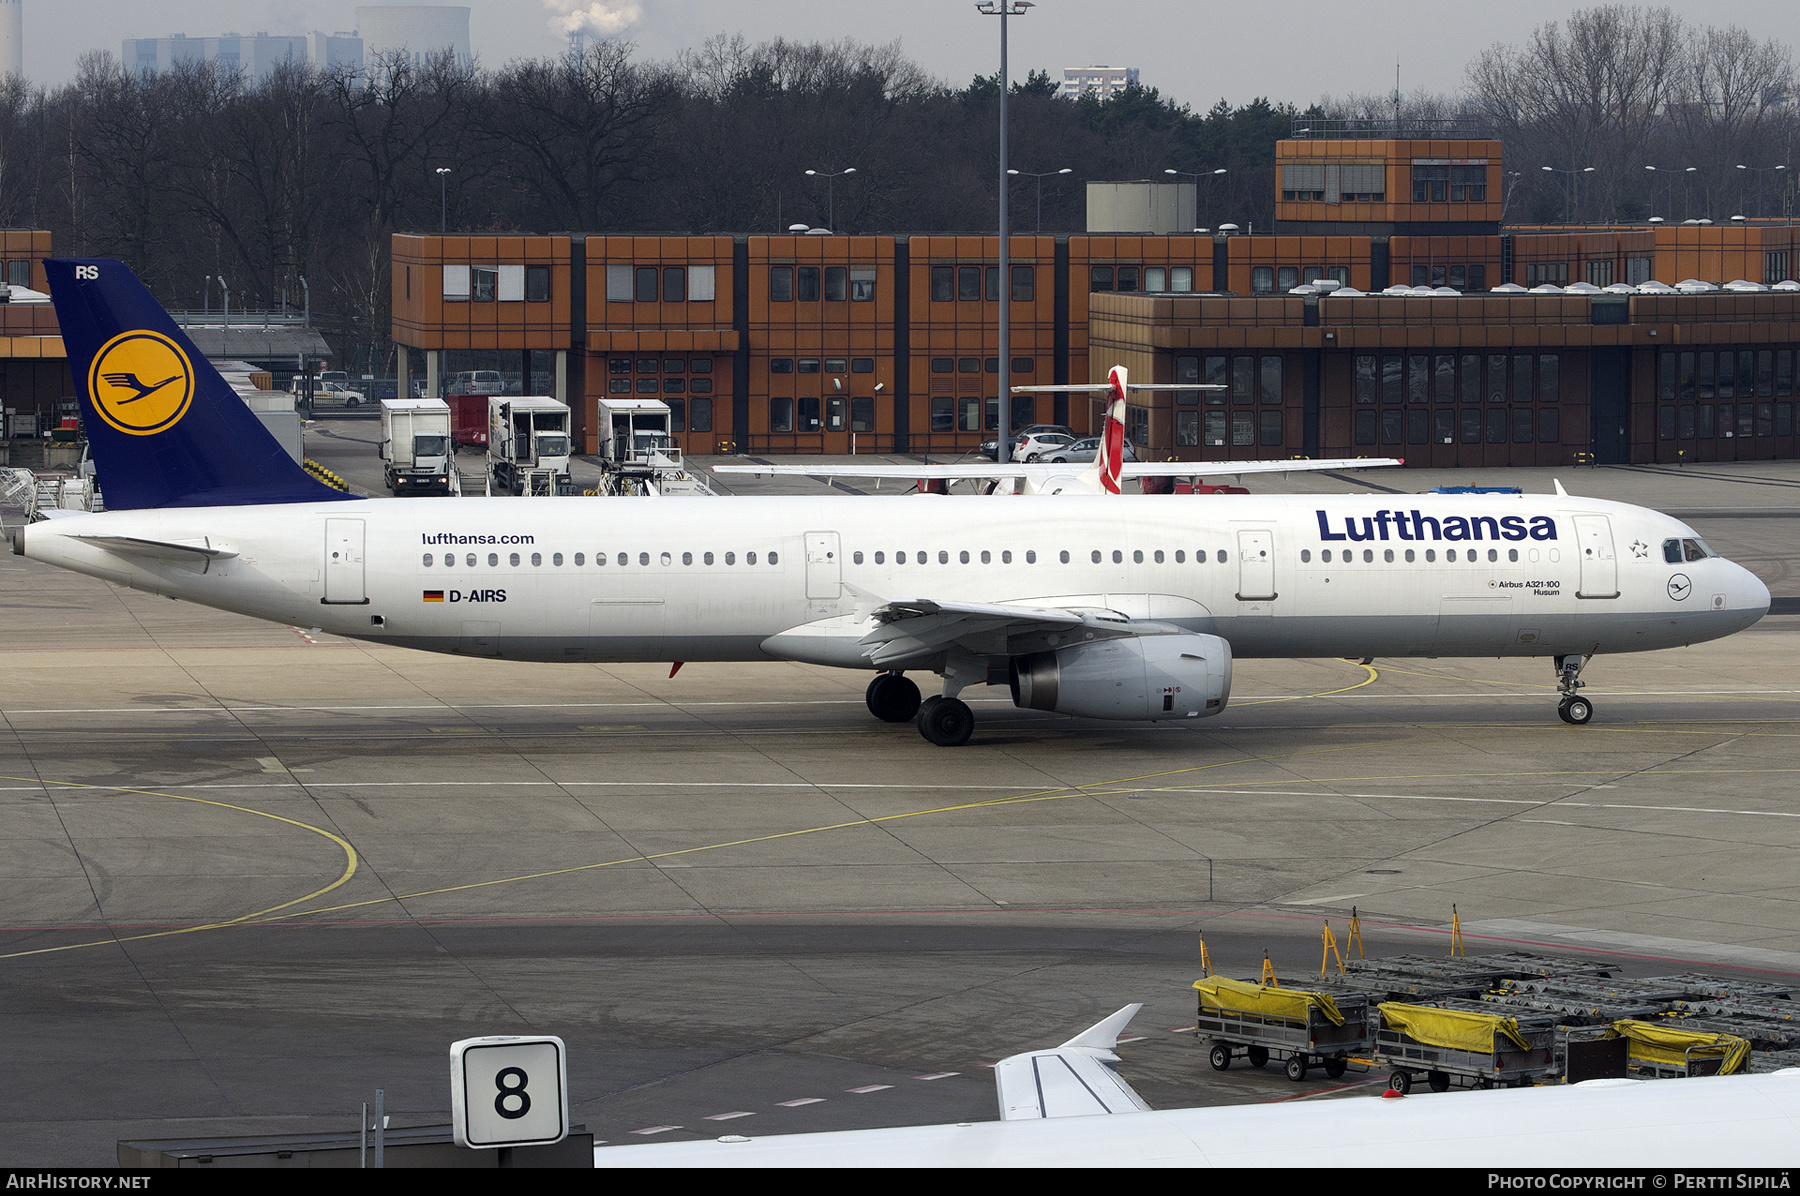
[711,457,1401,482]
[858,597,1138,667]
[995,1004,1153,1120]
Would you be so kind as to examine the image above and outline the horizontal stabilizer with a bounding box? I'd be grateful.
[69,533,237,562]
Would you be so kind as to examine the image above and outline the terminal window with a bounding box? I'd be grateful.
[851,267,876,301]
[526,265,551,302]
[932,266,954,302]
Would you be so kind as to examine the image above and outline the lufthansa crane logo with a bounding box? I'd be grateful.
[87,330,195,436]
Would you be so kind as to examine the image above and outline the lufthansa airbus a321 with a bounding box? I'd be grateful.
[12,259,1771,745]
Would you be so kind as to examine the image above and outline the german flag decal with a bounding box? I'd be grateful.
[423,590,445,603]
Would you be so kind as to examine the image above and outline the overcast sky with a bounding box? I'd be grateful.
[25,1,1800,106]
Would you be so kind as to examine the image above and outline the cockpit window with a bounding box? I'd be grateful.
[1683,538,1713,562]
[1663,539,1682,564]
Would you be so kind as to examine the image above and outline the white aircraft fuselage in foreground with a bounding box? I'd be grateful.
[592,1069,1800,1167]
[16,257,1773,745]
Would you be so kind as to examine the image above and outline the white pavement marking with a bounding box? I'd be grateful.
[1116,1036,1146,1044]
[1279,893,1369,906]
[1149,788,1800,822]
[703,1111,755,1121]
[775,1098,824,1107]
[913,1072,959,1081]
[11,687,1800,716]
[629,1125,682,1135]
[845,1085,893,1094]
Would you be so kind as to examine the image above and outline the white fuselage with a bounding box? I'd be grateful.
[591,1070,1800,1168]
[20,492,1769,670]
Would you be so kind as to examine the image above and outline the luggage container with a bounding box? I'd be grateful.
[1193,977,1374,1082]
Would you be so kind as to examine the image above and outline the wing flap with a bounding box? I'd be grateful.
[859,597,1131,666]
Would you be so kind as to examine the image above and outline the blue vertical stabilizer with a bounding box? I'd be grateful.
[43,257,360,509]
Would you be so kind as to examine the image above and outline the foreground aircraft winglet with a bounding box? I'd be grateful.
[42,258,360,510]
[994,1003,1154,1120]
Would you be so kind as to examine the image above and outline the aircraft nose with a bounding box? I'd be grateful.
[1737,562,1771,618]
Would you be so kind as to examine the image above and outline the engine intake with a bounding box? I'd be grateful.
[1009,633,1233,722]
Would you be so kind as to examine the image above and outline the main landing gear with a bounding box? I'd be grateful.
[915,694,975,747]
[865,672,922,723]
[867,671,976,746]
[1555,654,1594,725]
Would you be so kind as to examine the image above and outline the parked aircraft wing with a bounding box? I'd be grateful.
[711,457,1402,482]
[995,1004,1153,1121]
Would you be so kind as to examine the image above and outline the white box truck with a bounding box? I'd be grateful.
[488,396,573,496]
[380,398,453,495]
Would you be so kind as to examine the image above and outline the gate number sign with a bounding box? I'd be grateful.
[450,1036,568,1149]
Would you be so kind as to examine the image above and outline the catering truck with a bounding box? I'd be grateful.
[378,398,453,495]
[488,396,573,495]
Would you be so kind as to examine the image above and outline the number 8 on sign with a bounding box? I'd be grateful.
[495,1066,532,1119]
[450,1036,567,1149]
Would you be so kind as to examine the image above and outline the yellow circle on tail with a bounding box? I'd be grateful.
[88,331,195,436]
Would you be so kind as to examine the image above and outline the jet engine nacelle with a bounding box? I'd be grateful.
[1009,633,1233,721]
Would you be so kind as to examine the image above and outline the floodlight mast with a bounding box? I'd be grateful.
[978,0,1033,462]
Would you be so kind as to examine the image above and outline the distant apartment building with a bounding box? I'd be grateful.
[122,31,363,77]
[1061,65,1139,100]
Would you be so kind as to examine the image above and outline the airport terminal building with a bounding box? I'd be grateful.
[390,132,1800,469]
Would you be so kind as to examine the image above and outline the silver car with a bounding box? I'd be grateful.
[1044,436,1138,464]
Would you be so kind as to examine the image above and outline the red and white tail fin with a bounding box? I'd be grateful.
[1099,365,1127,494]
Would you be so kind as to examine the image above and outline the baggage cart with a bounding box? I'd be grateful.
[1193,977,1373,1082]
[1376,1002,1560,1094]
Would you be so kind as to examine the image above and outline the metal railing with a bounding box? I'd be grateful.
[168,310,311,327]
[1290,117,1491,140]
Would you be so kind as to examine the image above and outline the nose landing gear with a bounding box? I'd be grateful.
[1555,654,1594,725]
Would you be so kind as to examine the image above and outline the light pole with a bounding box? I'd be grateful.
[978,0,1033,462]
[803,167,856,232]
[1007,167,1071,233]
[1644,166,1698,222]
[436,167,451,233]
[1542,165,1594,223]
[1164,167,1227,227]
[1736,164,1786,219]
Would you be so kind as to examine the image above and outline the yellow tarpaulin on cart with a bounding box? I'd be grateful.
[1192,976,1345,1027]
[1608,1019,1750,1076]
[1378,1003,1532,1054]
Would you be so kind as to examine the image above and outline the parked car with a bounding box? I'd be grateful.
[979,424,1073,460]
[1014,431,1077,461]
[317,380,368,407]
[1044,436,1139,464]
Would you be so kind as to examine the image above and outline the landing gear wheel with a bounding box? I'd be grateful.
[1427,1070,1451,1093]
[1284,1055,1309,1082]
[1208,1044,1232,1071]
[1387,1070,1412,1095]
[1558,695,1594,725]
[916,696,975,746]
[865,673,922,723]
[1323,1057,1348,1079]
[1246,1046,1269,1069]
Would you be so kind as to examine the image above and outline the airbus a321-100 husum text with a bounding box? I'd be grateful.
[12,259,1770,746]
